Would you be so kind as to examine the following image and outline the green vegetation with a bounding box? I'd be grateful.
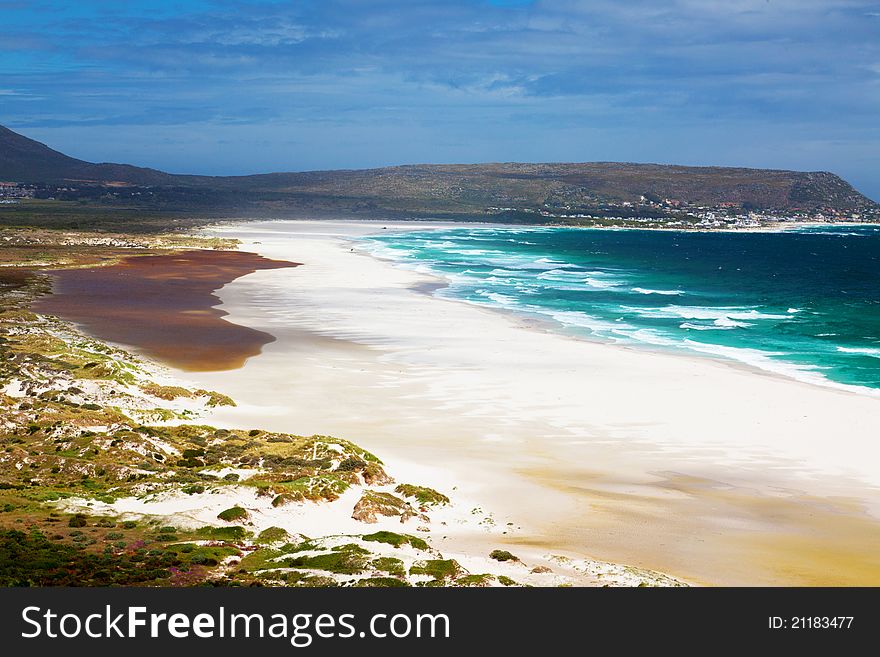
[140,383,192,400]
[217,506,248,522]
[194,526,248,541]
[370,557,406,577]
[362,531,429,550]
[256,527,290,544]
[455,574,494,587]
[284,544,370,575]
[0,254,539,588]
[394,483,449,506]
[2,123,877,230]
[67,513,87,528]
[409,559,462,582]
[355,577,408,588]
[489,549,519,562]
[351,491,415,523]
[0,528,218,586]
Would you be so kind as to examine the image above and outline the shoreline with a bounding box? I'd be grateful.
[181,219,880,586]
[1,235,673,587]
[349,225,880,400]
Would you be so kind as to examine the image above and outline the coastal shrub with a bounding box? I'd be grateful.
[194,526,248,541]
[67,513,88,528]
[141,384,192,401]
[195,390,235,408]
[370,557,405,577]
[183,484,205,495]
[0,530,180,586]
[361,463,392,486]
[272,493,303,507]
[285,546,369,575]
[497,575,517,586]
[176,457,205,468]
[336,457,366,472]
[489,550,519,562]
[296,575,338,588]
[105,532,123,540]
[189,554,218,566]
[394,483,450,506]
[362,531,429,551]
[355,577,408,588]
[351,491,414,523]
[455,574,494,587]
[223,473,240,482]
[409,559,461,581]
[217,506,248,522]
[256,527,290,544]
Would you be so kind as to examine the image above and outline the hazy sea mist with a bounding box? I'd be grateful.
[361,224,880,395]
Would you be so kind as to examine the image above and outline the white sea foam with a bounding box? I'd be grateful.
[582,276,622,290]
[540,309,635,336]
[679,319,750,330]
[680,322,726,331]
[361,230,878,398]
[713,317,753,328]
[680,341,878,396]
[626,305,792,322]
[631,287,685,296]
[474,289,519,307]
[837,346,880,358]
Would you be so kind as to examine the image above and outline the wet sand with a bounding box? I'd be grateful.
[35,250,297,371]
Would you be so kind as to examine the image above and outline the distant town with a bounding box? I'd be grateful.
[491,194,879,229]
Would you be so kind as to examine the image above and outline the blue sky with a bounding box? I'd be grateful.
[1,0,879,198]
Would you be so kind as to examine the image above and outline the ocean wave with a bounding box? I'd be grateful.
[536,268,583,281]
[449,248,493,256]
[631,287,685,296]
[713,317,753,328]
[547,309,634,335]
[583,276,622,290]
[837,346,880,358]
[537,268,625,290]
[361,228,879,396]
[680,340,878,396]
[473,289,519,307]
[679,318,751,330]
[625,305,792,322]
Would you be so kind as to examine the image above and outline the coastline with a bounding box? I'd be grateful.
[1,228,681,587]
[176,219,880,586]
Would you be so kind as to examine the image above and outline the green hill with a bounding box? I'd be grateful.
[1,124,876,225]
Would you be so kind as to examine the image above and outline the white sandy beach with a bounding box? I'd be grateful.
[170,219,880,586]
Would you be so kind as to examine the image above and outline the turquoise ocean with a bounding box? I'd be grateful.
[360,224,880,395]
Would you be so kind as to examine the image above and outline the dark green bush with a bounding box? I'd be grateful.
[67,514,87,528]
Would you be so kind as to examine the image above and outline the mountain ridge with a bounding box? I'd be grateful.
[1,124,877,218]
